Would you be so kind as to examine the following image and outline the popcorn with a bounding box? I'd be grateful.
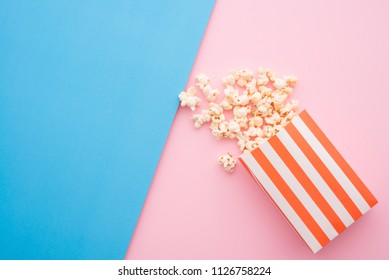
[228,70,240,81]
[245,79,258,95]
[245,140,259,152]
[266,69,277,82]
[284,75,298,87]
[233,106,250,118]
[258,67,267,75]
[262,125,276,139]
[257,98,273,117]
[273,91,288,110]
[280,99,299,116]
[273,78,287,89]
[222,74,236,86]
[192,110,211,128]
[257,70,270,86]
[218,153,237,173]
[220,99,233,110]
[224,86,239,100]
[210,114,225,130]
[273,124,284,133]
[202,84,219,102]
[209,102,225,132]
[237,134,249,152]
[254,136,266,145]
[228,120,241,134]
[237,70,253,87]
[240,70,253,81]
[224,86,249,106]
[179,67,300,173]
[258,86,273,97]
[291,99,299,110]
[282,110,297,125]
[231,94,250,106]
[208,102,223,116]
[248,116,263,127]
[234,116,248,128]
[244,126,263,138]
[212,122,228,139]
[196,74,210,90]
[250,92,262,105]
[178,87,201,111]
[265,111,281,125]
[283,86,294,96]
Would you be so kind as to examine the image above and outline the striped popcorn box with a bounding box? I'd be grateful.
[240,110,378,253]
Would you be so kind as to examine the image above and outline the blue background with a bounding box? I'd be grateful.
[0,0,214,259]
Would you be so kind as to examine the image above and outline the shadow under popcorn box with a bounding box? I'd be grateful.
[239,110,378,253]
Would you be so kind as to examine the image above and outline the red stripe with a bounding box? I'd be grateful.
[269,135,346,233]
[251,148,330,247]
[285,123,362,221]
[240,154,318,251]
[299,110,378,208]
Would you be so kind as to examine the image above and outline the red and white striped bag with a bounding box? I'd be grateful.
[240,110,378,253]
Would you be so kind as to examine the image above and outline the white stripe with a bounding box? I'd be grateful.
[260,141,338,240]
[292,117,370,214]
[241,152,322,253]
[277,129,354,227]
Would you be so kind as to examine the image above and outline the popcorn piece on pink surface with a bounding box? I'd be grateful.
[192,110,211,128]
[178,67,300,172]
[195,74,211,90]
[218,153,236,173]
[202,84,219,102]
[178,87,201,111]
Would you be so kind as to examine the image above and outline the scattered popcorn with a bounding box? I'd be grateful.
[192,110,211,128]
[273,78,287,89]
[228,120,241,134]
[254,136,266,145]
[224,86,239,100]
[257,67,266,74]
[233,106,250,118]
[237,134,248,151]
[210,113,225,128]
[257,68,270,86]
[218,153,237,173]
[283,86,294,96]
[196,74,210,90]
[244,126,263,138]
[280,100,299,116]
[222,74,236,86]
[178,67,300,173]
[257,98,273,117]
[208,102,224,116]
[285,75,298,87]
[262,125,276,139]
[245,140,259,152]
[266,69,277,82]
[202,84,219,102]
[250,92,262,105]
[265,112,281,125]
[245,79,257,95]
[232,93,250,106]
[237,70,253,87]
[258,85,273,97]
[273,91,288,110]
[234,116,248,128]
[178,87,201,111]
[220,99,233,110]
[212,121,229,139]
[248,116,263,127]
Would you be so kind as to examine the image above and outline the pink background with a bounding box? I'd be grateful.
[126,0,389,259]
